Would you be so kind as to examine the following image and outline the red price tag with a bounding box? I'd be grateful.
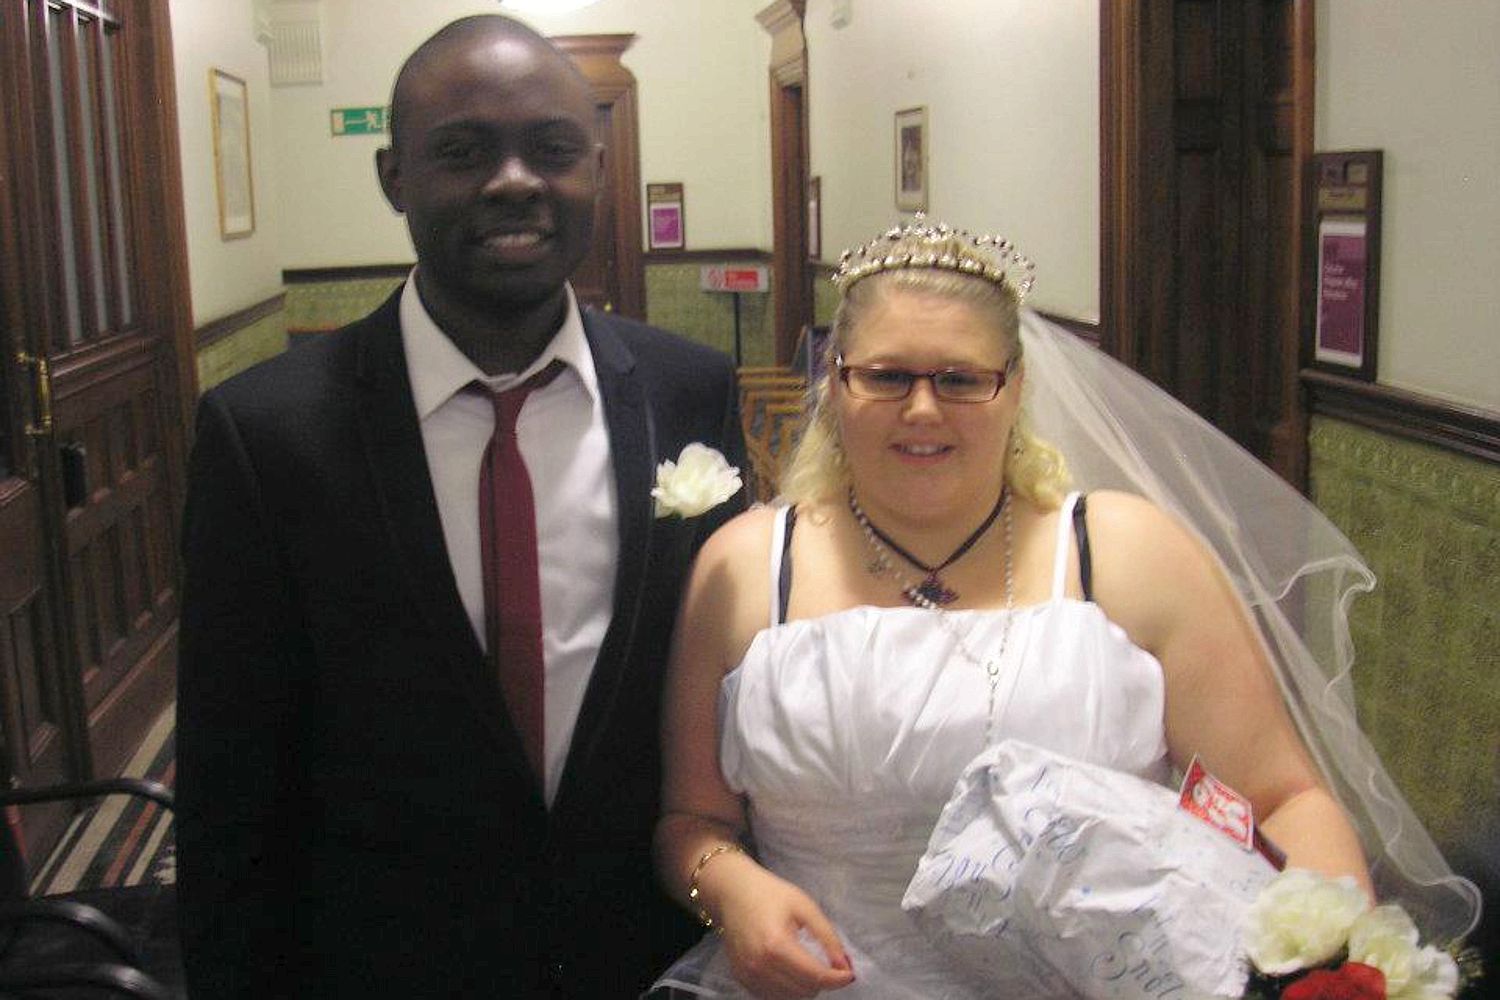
[1178,756,1255,851]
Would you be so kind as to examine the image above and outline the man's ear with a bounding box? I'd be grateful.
[375,146,404,214]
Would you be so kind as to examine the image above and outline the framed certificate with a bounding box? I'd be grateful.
[210,69,256,239]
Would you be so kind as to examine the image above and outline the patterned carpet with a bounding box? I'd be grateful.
[30,703,177,894]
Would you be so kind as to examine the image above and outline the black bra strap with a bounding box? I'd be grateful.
[1072,493,1093,602]
[777,506,797,625]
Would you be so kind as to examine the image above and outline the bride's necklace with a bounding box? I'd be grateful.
[847,486,1008,606]
[850,486,1017,745]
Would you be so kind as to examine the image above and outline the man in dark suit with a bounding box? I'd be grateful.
[176,15,745,998]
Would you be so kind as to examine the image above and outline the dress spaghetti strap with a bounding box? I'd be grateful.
[768,505,795,628]
[1051,492,1081,600]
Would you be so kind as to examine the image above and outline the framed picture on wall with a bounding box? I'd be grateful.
[894,106,928,212]
[210,68,255,239]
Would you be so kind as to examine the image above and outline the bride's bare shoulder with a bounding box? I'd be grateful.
[678,505,785,666]
[695,503,781,573]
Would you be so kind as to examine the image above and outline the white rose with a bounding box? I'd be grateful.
[652,443,742,518]
[1347,905,1460,1000]
[1243,869,1369,975]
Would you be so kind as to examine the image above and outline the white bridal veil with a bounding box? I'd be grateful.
[1018,309,1482,943]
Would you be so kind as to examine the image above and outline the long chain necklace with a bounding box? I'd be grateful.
[847,486,1008,606]
[851,488,1017,745]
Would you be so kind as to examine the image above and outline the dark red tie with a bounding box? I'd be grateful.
[477,365,561,785]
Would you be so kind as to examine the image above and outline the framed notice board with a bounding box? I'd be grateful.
[1306,150,1382,381]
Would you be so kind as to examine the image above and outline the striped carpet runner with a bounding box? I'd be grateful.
[31,703,177,894]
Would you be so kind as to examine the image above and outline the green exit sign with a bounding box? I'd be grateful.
[330,106,388,136]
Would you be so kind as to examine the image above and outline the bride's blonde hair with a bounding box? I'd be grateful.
[779,236,1069,509]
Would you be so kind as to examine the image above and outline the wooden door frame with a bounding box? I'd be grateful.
[551,34,645,320]
[1099,0,1316,487]
[759,0,810,365]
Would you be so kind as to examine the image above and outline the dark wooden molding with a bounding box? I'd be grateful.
[283,264,412,283]
[1303,369,1500,465]
[550,34,645,319]
[759,0,811,364]
[195,292,287,349]
[1098,0,1139,362]
[139,0,199,441]
[644,248,772,265]
[1036,311,1101,348]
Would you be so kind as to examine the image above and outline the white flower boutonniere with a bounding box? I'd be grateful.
[652,443,742,519]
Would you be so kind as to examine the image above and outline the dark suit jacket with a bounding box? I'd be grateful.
[176,291,747,998]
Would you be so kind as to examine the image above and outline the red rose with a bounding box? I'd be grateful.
[1281,962,1386,1000]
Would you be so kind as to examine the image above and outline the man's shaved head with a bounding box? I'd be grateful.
[387,15,590,152]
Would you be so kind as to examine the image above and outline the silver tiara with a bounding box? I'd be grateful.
[832,213,1035,300]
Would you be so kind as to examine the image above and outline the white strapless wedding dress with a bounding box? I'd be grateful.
[652,495,1173,999]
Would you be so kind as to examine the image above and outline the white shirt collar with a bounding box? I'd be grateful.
[399,272,600,418]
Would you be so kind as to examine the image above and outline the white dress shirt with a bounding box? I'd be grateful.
[399,277,618,806]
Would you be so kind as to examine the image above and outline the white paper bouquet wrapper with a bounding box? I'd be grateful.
[901,739,1278,1000]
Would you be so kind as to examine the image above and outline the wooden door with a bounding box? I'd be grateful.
[552,34,646,319]
[1101,0,1314,485]
[0,0,192,860]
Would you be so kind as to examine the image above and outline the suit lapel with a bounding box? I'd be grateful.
[351,293,539,794]
[554,311,658,807]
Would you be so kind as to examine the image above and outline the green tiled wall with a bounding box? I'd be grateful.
[1308,416,1500,854]
[195,308,288,391]
[285,277,405,331]
[279,266,779,368]
[644,262,773,366]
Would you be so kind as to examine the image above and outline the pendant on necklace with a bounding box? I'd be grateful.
[904,574,958,607]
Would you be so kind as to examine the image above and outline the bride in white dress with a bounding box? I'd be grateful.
[651,219,1477,999]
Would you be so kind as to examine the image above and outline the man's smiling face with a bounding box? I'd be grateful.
[378,29,601,318]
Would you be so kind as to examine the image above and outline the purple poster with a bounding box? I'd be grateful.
[650,204,683,249]
[1315,219,1367,365]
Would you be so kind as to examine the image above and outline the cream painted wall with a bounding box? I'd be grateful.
[804,0,1099,322]
[1317,3,1500,410]
[268,0,772,269]
[169,0,285,325]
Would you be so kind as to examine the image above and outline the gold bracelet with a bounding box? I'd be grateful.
[686,842,746,929]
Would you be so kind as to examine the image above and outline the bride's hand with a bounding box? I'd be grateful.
[716,867,856,999]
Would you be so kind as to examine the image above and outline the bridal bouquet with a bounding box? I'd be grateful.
[1242,869,1476,1000]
